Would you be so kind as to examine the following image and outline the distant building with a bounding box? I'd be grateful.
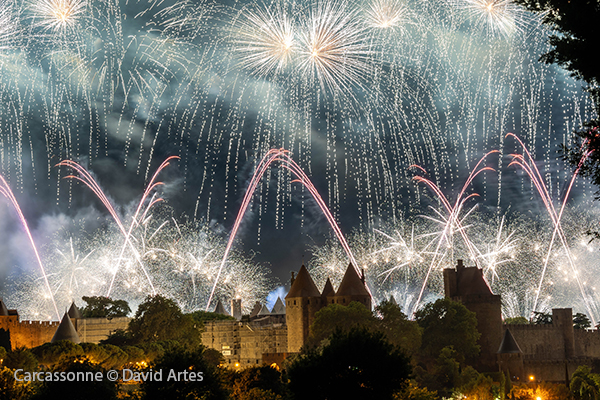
[201,262,372,367]
[444,260,600,383]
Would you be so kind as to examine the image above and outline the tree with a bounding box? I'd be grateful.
[4,348,38,371]
[81,296,131,318]
[0,366,34,400]
[571,365,600,400]
[574,313,592,330]
[375,300,422,356]
[128,295,201,349]
[532,311,552,325]
[287,328,411,400]
[141,347,228,400]
[513,0,600,95]
[30,357,118,400]
[231,365,288,399]
[514,0,600,238]
[505,316,529,325]
[306,301,375,348]
[32,341,83,369]
[414,298,480,364]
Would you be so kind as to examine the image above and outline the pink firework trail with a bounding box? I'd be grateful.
[410,151,499,317]
[104,156,180,297]
[506,133,595,324]
[0,175,60,320]
[205,149,359,310]
[57,159,178,296]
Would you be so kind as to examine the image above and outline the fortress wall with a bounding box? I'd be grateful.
[574,330,600,358]
[524,359,593,383]
[76,317,130,344]
[459,294,502,371]
[505,324,565,360]
[0,317,59,349]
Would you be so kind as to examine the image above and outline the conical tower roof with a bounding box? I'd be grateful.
[0,299,9,316]
[321,278,335,298]
[51,312,81,344]
[271,297,286,315]
[250,301,262,318]
[389,295,397,306]
[257,304,271,316]
[68,302,83,319]
[336,263,370,297]
[214,300,228,315]
[497,328,522,354]
[286,265,321,298]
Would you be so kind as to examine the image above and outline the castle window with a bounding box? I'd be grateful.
[294,300,296,305]
[307,299,310,304]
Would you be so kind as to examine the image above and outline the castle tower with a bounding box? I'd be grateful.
[497,328,524,381]
[51,312,80,344]
[333,263,371,310]
[552,308,575,359]
[321,277,335,306]
[231,299,242,321]
[443,259,502,372]
[285,264,323,353]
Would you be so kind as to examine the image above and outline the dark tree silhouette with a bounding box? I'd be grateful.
[287,328,411,400]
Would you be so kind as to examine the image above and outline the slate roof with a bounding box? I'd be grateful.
[257,304,271,316]
[336,263,369,297]
[286,265,321,298]
[0,299,9,316]
[214,300,228,315]
[68,302,83,319]
[321,278,335,298]
[51,312,81,344]
[271,298,286,315]
[250,302,262,318]
[497,328,523,354]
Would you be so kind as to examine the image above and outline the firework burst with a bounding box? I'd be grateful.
[30,0,87,35]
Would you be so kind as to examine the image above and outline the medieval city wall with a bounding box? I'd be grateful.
[574,329,600,359]
[76,317,130,344]
[504,324,566,360]
[1,317,58,349]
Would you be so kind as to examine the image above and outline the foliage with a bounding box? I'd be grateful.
[375,300,423,356]
[574,313,593,330]
[394,381,438,400]
[141,346,228,400]
[511,382,571,400]
[532,311,552,325]
[415,298,480,364]
[4,347,38,371]
[0,366,34,400]
[231,365,288,399]
[30,357,118,400]
[128,295,201,348]
[81,296,131,318]
[505,316,529,325]
[571,365,600,400]
[101,329,132,346]
[287,328,411,400]
[32,341,83,368]
[203,348,224,367]
[457,373,503,400]
[306,302,375,348]
[237,388,283,400]
[513,0,600,94]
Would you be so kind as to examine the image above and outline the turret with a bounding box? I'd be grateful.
[285,264,323,352]
[333,263,371,310]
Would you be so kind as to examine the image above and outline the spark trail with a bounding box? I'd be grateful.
[0,175,60,319]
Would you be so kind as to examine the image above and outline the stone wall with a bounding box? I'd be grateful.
[574,329,600,359]
[202,320,288,369]
[0,316,58,349]
[75,317,130,344]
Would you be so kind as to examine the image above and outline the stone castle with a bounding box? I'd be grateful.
[2,259,600,383]
[445,259,600,383]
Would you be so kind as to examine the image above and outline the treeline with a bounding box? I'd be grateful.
[0,295,593,399]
